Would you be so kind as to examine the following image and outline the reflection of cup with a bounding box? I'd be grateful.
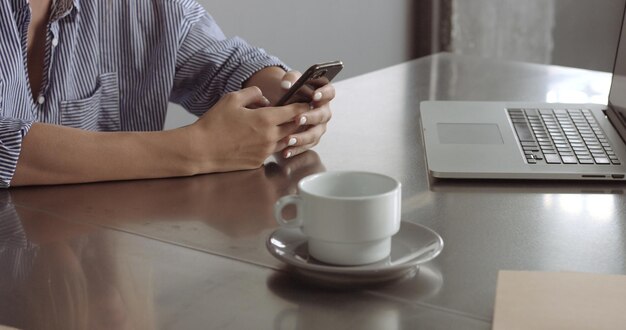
[274,171,401,266]
[274,305,400,330]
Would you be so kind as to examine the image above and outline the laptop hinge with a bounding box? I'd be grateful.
[605,107,626,144]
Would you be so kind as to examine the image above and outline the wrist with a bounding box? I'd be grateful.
[172,125,203,176]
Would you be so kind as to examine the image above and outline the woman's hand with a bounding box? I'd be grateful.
[278,71,336,159]
[187,86,309,173]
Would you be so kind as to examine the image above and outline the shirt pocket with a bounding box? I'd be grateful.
[60,72,120,131]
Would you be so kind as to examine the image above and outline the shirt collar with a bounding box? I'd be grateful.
[9,0,82,18]
[50,0,81,21]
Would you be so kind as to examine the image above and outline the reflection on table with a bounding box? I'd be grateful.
[1,53,625,329]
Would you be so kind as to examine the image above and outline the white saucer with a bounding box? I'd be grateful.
[266,221,444,286]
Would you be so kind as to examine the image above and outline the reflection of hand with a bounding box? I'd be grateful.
[278,71,336,159]
[2,153,327,329]
[9,151,325,238]
[189,150,326,237]
[269,149,327,194]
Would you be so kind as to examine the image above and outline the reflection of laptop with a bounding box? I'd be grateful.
[420,6,626,181]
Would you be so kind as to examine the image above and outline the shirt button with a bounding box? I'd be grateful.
[52,38,59,47]
[37,95,45,105]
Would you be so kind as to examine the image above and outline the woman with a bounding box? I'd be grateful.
[0,0,334,187]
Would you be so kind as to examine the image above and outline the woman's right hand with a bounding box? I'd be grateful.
[185,86,310,174]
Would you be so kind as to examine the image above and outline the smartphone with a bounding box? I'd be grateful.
[275,60,344,106]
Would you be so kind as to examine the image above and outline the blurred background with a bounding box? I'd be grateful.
[165,0,626,128]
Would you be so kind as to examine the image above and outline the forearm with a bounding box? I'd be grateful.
[11,123,195,186]
[10,86,308,187]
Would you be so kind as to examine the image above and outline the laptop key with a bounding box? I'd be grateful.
[594,157,611,164]
[561,156,578,164]
[513,123,534,142]
[544,154,562,164]
[524,109,539,116]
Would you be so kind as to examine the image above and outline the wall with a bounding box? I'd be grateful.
[448,0,625,72]
[552,0,625,72]
[164,0,417,129]
[449,0,555,65]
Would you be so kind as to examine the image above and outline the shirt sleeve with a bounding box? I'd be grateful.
[170,7,289,116]
[0,117,33,188]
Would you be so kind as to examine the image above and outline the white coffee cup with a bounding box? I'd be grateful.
[274,171,401,266]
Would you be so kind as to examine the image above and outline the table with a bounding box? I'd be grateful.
[1,53,624,329]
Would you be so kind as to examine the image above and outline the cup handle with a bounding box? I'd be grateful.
[274,195,303,228]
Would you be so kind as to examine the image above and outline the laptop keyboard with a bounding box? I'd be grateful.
[507,108,621,165]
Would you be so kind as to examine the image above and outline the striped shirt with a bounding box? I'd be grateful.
[0,0,288,187]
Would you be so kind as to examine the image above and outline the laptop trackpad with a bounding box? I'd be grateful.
[437,123,504,144]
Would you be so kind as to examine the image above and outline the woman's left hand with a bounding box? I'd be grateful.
[278,71,336,159]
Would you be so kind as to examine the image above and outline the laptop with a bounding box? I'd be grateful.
[420,7,626,181]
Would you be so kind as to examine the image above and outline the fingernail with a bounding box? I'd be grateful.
[288,137,297,146]
[313,91,322,101]
[285,151,292,158]
[281,80,292,89]
[261,96,270,106]
[299,116,307,125]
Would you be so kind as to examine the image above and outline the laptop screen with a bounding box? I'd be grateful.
[608,4,626,122]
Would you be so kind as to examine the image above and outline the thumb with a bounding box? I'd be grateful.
[235,86,270,108]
